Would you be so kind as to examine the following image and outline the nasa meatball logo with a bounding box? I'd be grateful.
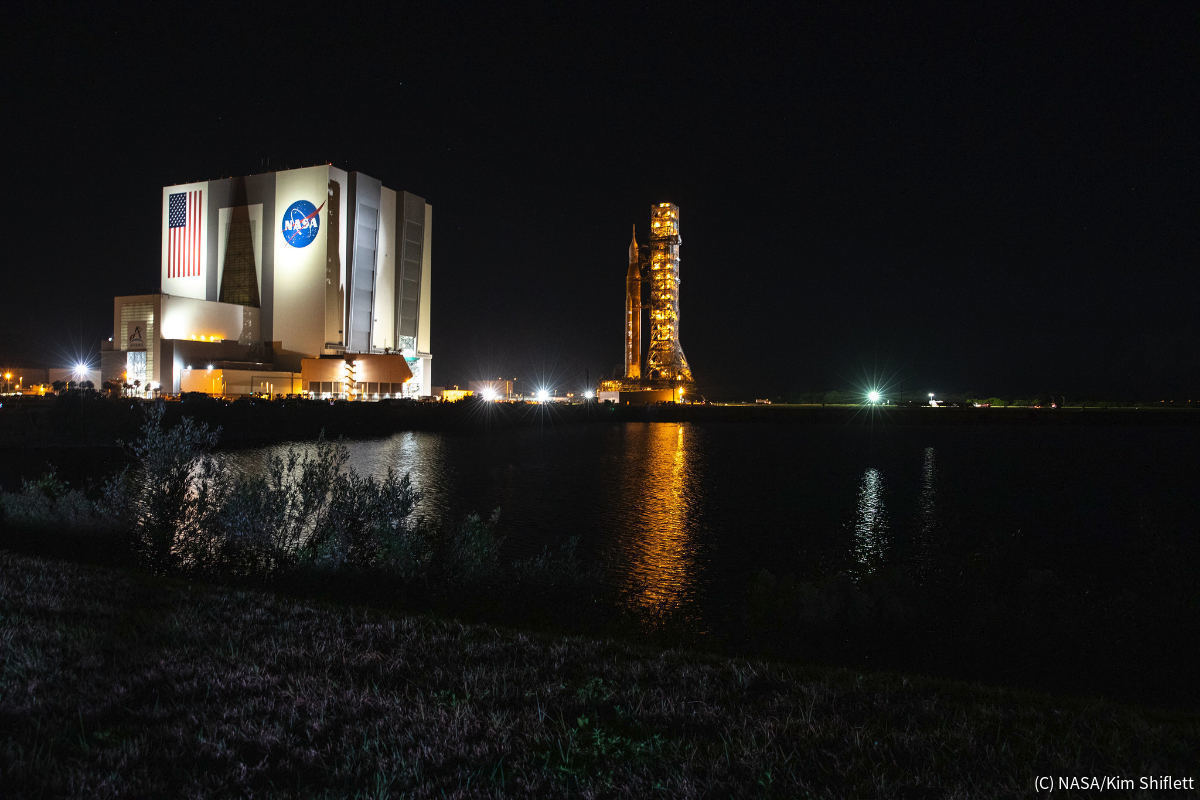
[281,199,326,248]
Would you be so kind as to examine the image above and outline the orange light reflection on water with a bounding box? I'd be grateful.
[627,423,696,614]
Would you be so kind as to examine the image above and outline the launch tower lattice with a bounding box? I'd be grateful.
[644,203,693,383]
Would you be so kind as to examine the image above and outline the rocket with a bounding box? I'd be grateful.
[624,224,642,380]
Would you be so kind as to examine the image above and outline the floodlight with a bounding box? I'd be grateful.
[481,388,498,402]
[867,390,881,404]
[536,389,550,402]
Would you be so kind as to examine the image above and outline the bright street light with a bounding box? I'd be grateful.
[481,388,498,402]
[536,389,550,403]
[867,389,881,404]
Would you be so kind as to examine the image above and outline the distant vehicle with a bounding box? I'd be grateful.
[755,398,772,405]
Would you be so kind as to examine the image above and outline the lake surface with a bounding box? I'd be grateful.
[219,421,1200,627]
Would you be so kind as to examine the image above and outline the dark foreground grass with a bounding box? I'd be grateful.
[2,551,1196,799]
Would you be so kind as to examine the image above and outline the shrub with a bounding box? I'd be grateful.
[424,508,503,583]
[34,404,590,615]
[210,440,350,575]
[102,403,222,573]
[514,535,593,593]
[308,466,422,572]
[104,407,429,579]
[0,467,97,530]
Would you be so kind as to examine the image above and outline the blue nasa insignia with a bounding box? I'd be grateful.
[281,199,325,248]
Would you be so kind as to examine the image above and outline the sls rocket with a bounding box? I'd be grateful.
[624,224,642,379]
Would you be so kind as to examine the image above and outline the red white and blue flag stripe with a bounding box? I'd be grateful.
[168,190,202,278]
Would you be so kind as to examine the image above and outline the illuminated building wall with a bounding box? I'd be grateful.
[111,294,264,392]
[179,367,302,397]
[113,294,160,389]
[300,354,413,400]
[109,165,434,397]
[159,295,259,344]
[271,165,332,357]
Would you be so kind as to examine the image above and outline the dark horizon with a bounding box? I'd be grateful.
[4,3,1197,400]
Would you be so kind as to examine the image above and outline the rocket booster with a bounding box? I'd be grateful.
[624,224,642,380]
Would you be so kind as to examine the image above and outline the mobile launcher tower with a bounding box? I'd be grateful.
[601,202,694,401]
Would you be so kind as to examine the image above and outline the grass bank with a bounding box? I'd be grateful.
[2,550,1196,798]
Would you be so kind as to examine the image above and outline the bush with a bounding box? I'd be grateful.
[208,440,350,575]
[0,467,98,530]
[309,466,422,572]
[18,404,586,622]
[100,406,505,588]
[514,535,594,593]
[101,403,222,573]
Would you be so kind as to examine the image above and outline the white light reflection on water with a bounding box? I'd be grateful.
[217,432,451,520]
[914,446,937,579]
[852,467,888,577]
[919,447,937,531]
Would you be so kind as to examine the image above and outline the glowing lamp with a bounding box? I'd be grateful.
[536,389,550,403]
[867,390,881,404]
[481,388,498,402]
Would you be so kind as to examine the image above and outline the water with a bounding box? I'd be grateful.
[219,421,1200,626]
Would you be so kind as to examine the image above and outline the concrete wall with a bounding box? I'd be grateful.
[160,295,259,345]
[180,367,301,396]
[301,354,413,398]
[272,166,331,358]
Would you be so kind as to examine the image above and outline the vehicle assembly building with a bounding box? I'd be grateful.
[602,202,694,402]
[102,164,432,399]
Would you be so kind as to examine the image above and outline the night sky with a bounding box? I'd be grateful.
[5,3,1197,399]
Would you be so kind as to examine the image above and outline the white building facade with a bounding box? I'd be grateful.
[106,165,432,397]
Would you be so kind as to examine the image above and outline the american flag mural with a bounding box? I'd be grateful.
[168,190,202,278]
